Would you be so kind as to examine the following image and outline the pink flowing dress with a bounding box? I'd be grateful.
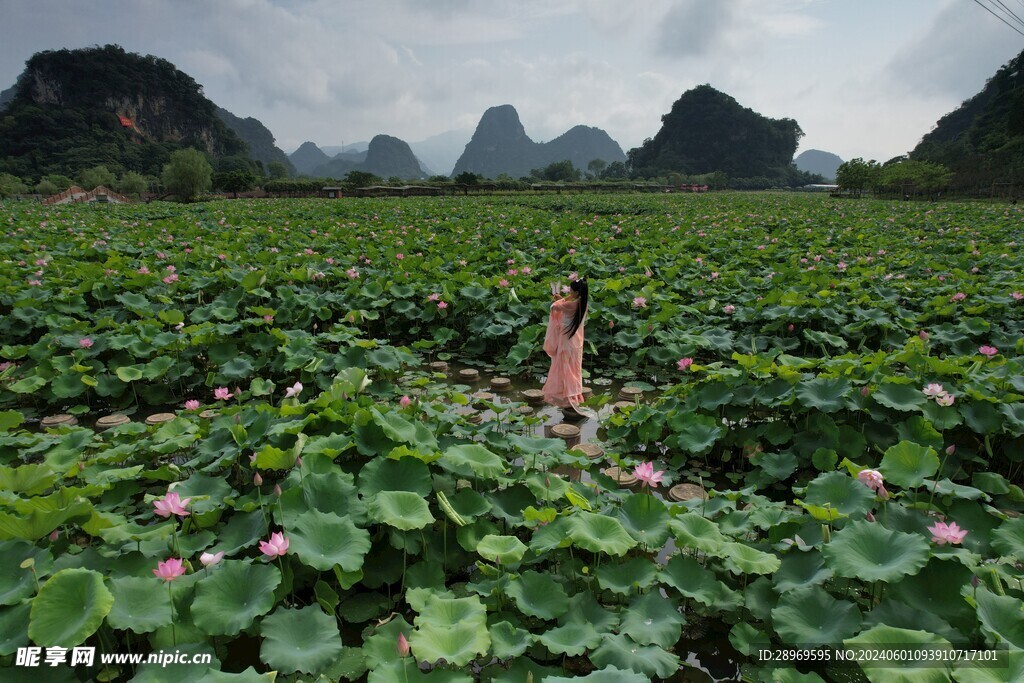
[542,297,585,409]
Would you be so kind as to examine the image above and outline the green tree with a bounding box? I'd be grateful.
[428,175,451,184]
[79,165,117,190]
[43,174,74,191]
[587,159,607,179]
[267,161,289,180]
[116,171,148,197]
[343,170,381,189]
[600,161,629,180]
[538,160,581,182]
[35,179,59,196]
[835,158,881,196]
[453,171,480,185]
[162,148,213,202]
[213,170,257,197]
[0,173,28,198]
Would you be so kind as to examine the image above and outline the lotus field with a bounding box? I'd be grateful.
[2,192,1024,683]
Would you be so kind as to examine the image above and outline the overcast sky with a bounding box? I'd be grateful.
[2,0,1022,162]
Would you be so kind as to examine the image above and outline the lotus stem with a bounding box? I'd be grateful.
[168,582,176,646]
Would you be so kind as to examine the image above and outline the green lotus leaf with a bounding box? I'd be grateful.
[116,365,145,382]
[616,493,671,547]
[439,444,506,479]
[770,669,826,683]
[665,413,724,454]
[567,511,638,557]
[0,500,92,541]
[728,622,771,657]
[888,560,976,631]
[536,622,602,656]
[287,509,371,572]
[488,620,532,659]
[951,647,1023,683]
[590,633,681,679]
[369,660,472,683]
[0,463,55,495]
[975,588,1024,649]
[0,602,30,656]
[719,542,781,575]
[281,469,366,524]
[999,403,1024,435]
[105,575,172,633]
[370,491,435,531]
[10,376,47,394]
[259,605,344,674]
[843,624,953,682]
[671,513,728,554]
[822,520,930,583]
[618,590,686,648]
[252,444,295,470]
[544,666,650,683]
[772,551,833,593]
[529,517,572,554]
[371,407,438,452]
[960,401,1003,435]
[796,377,851,412]
[804,470,876,517]
[359,456,433,497]
[0,411,25,431]
[476,535,528,566]
[596,556,658,595]
[771,586,862,646]
[559,592,621,632]
[872,382,927,412]
[409,594,489,666]
[660,555,742,610]
[28,568,114,646]
[879,440,939,489]
[191,561,281,636]
[505,570,569,620]
[991,516,1024,559]
[0,541,52,605]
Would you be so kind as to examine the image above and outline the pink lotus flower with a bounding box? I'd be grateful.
[857,469,889,498]
[498,279,510,287]
[285,382,303,398]
[263,315,274,323]
[260,531,289,557]
[1012,292,1023,300]
[922,383,946,399]
[437,301,448,310]
[397,632,411,657]
[918,330,929,341]
[633,461,664,488]
[978,345,998,358]
[346,268,359,279]
[163,274,179,284]
[199,551,225,567]
[184,399,200,410]
[153,558,186,582]
[138,266,151,275]
[254,472,263,486]
[400,395,412,407]
[677,357,693,371]
[633,296,647,308]
[214,387,234,401]
[936,393,955,407]
[950,292,966,302]
[927,520,968,545]
[723,305,735,314]
[153,491,191,518]
[395,253,404,260]
[79,338,94,349]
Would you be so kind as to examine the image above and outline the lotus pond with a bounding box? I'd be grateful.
[0,193,1022,682]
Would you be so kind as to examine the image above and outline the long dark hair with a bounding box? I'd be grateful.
[565,278,588,337]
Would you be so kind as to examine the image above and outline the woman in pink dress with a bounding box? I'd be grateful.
[543,278,589,413]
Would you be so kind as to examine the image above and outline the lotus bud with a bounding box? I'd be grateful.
[397,632,410,658]
[295,456,303,468]
[860,385,870,396]
[49,529,60,542]
[919,330,929,341]
[821,524,831,543]
[788,323,795,332]
[274,484,282,498]
[254,472,263,486]
[865,512,876,522]
[971,575,980,588]
[945,445,956,456]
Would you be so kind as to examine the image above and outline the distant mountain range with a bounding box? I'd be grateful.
[292,135,426,180]
[215,106,294,175]
[794,149,843,182]
[452,105,626,179]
